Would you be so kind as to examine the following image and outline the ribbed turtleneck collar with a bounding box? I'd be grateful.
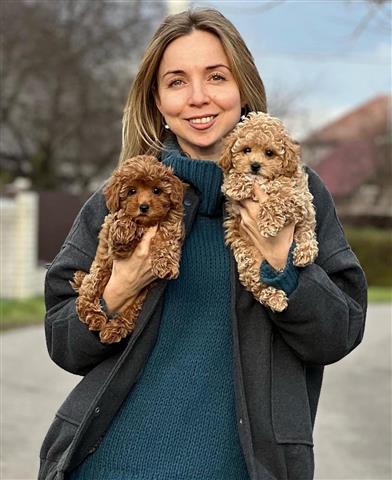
[160,135,224,217]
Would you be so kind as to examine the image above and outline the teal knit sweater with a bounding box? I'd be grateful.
[70,142,250,479]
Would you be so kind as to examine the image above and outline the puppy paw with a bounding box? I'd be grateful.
[85,312,107,331]
[99,312,137,344]
[260,287,288,312]
[259,224,280,238]
[109,220,139,257]
[293,242,318,267]
[268,295,288,312]
[100,330,124,344]
[152,259,180,279]
[99,323,129,344]
[76,297,107,330]
[70,270,87,292]
[257,214,285,238]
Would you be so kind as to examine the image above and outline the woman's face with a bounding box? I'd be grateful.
[155,29,243,161]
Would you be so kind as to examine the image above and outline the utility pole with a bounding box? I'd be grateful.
[166,0,188,15]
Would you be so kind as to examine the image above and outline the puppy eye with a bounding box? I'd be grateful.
[265,149,275,157]
[243,147,251,154]
[153,187,161,195]
[127,188,136,196]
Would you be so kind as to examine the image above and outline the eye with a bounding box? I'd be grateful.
[168,79,184,87]
[153,187,161,195]
[265,149,275,157]
[210,73,226,81]
[243,147,252,154]
[127,188,136,196]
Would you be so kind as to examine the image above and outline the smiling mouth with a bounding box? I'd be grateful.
[188,115,217,124]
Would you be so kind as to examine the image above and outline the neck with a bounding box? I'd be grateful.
[177,138,223,162]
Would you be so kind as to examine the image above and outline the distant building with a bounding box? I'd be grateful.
[302,95,391,228]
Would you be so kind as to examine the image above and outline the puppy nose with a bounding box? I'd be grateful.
[139,203,149,213]
[251,162,261,174]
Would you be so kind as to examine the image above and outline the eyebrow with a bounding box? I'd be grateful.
[162,64,231,78]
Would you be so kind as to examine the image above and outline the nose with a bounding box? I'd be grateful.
[139,203,149,213]
[189,80,210,106]
[251,162,261,174]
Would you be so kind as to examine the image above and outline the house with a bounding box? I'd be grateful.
[302,95,391,227]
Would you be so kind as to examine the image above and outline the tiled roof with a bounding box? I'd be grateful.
[314,140,378,197]
[307,94,390,143]
[306,95,390,197]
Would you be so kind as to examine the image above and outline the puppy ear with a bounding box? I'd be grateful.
[103,171,122,213]
[169,176,186,209]
[282,137,300,176]
[219,131,236,173]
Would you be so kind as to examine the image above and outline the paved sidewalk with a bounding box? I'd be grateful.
[1,304,391,480]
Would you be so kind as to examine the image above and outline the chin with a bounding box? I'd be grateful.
[135,215,159,226]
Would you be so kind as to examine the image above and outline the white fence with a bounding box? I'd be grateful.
[1,191,45,299]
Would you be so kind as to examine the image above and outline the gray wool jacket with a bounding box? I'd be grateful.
[39,167,367,480]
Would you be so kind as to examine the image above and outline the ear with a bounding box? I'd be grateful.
[282,137,301,176]
[169,176,186,209]
[103,171,123,213]
[154,89,162,113]
[219,131,237,173]
[155,97,161,112]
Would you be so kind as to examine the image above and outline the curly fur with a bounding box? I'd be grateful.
[219,112,318,312]
[71,155,186,343]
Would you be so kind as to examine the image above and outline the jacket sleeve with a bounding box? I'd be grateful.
[44,188,124,376]
[267,168,367,365]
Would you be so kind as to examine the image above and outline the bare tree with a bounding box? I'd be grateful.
[0,0,164,192]
[349,0,391,37]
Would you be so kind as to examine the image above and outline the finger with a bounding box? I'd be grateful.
[239,221,264,261]
[287,222,295,242]
[241,199,254,210]
[238,205,250,223]
[282,222,296,235]
[141,225,158,243]
[253,183,268,203]
[238,200,249,215]
[231,202,240,214]
[146,224,159,236]
[239,201,258,222]
[238,221,248,239]
[135,225,158,256]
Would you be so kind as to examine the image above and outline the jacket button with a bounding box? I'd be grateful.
[239,418,243,425]
[184,199,191,207]
[94,406,100,415]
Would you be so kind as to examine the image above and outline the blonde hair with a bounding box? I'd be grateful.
[119,8,267,164]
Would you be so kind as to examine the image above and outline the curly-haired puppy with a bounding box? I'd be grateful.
[72,155,186,343]
[219,112,318,312]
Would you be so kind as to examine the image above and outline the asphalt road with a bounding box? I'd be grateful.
[1,304,391,480]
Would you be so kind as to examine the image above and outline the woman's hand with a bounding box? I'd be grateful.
[237,184,295,271]
[103,225,158,313]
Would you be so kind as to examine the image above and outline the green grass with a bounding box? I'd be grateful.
[0,287,391,332]
[368,286,392,303]
[0,297,45,331]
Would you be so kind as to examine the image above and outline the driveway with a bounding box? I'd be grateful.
[1,304,391,480]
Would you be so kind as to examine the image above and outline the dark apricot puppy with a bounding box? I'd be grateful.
[72,155,186,343]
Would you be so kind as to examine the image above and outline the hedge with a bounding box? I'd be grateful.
[344,227,392,287]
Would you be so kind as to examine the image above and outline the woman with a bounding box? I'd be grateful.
[39,8,367,480]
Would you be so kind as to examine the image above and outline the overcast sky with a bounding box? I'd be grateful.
[189,0,391,137]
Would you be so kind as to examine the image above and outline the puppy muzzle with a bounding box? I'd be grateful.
[139,203,150,213]
[250,162,261,174]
